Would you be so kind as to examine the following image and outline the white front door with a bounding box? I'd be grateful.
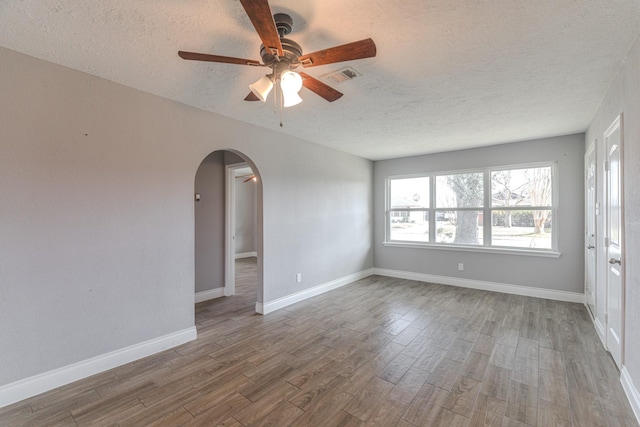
[585,145,597,317]
[604,114,624,368]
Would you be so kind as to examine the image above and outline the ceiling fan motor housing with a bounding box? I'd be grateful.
[259,37,302,67]
[257,13,301,67]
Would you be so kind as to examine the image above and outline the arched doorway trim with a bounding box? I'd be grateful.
[194,149,264,312]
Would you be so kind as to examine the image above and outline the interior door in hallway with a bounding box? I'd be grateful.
[604,114,624,368]
[585,145,597,317]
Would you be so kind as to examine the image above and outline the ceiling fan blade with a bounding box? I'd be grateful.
[244,92,261,101]
[300,72,343,102]
[178,51,262,66]
[238,0,284,57]
[298,38,377,68]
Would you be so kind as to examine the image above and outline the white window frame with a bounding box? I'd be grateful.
[386,173,431,243]
[384,162,560,257]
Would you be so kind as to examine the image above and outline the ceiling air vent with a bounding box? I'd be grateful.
[323,67,362,84]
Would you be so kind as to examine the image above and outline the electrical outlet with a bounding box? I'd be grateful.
[458,263,464,271]
[296,273,302,283]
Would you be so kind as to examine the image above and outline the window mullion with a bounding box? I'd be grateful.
[386,178,391,242]
[429,174,436,241]
[496,206,553,211]
[483,169,491,246]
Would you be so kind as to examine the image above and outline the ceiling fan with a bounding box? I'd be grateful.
[178,0,377,108]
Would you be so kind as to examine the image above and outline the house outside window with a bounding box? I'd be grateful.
[388,176,430,242]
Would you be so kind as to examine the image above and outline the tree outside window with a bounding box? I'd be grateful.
[491,166,552,248]
[436,173,483,245]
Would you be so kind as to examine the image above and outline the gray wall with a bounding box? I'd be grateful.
[262,142,373,302]
[374,135,585,293]
[194,151,226,293]
[0,46,373,386]
[586,35,640,389]
[235,173,257,255]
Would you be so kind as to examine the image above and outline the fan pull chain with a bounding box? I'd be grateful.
[273,76,278,114]
[271,76,284,127]
[279,105,284,128]
[279,80,284,127]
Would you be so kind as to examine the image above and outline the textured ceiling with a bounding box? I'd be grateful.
[1,0,640,160]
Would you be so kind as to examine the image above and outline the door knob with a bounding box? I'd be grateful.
[609,258,621,265]
[587,245,595,249]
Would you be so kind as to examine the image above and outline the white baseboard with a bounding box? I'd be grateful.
[621,367,640,425]
[372,268,585,303]
[256,268,375,315]
[585,301,607,349]
[255,267,585,315]
[235,252,257,259]
[594,316,607,347]
[195,287,225,303]
[0,327,197,409]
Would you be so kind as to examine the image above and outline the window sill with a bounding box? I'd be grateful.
[382,241,561,258]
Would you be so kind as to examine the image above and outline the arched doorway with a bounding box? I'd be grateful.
[194,149,263,311]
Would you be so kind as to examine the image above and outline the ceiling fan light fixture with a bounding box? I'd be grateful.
[280,70,302,93]
[282,91,303,108]
[249,75,274,102]
[280,70,303,107]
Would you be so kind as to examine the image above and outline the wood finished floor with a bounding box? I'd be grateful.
[1,257,637,426]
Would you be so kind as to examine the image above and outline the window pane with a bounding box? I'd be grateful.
[435,210,483,245]
[389,211,429,242]
[491,210,552,249]
[390,177,429,209]
[491,167,552,207]
[436,173,483,208]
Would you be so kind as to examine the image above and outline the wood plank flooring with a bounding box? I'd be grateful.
[1,257,637,426]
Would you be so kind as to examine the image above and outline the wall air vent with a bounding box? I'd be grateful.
[322,67,362,84]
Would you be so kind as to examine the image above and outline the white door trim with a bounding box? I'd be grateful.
[224,162,248,296]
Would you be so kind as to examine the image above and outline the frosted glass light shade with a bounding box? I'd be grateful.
[281,71,303,107]
[282,91,303,107]
[280,71,303,93]
[249,75,273,102]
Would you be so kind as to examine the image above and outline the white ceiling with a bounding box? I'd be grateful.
[2,1,639,160]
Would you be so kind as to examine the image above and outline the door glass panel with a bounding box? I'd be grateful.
[609,145,620,246]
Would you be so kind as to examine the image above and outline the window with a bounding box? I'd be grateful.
[388,176,429,242]
[435,172,484,245]
[386,164,556,252]
[490,166,553,249]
